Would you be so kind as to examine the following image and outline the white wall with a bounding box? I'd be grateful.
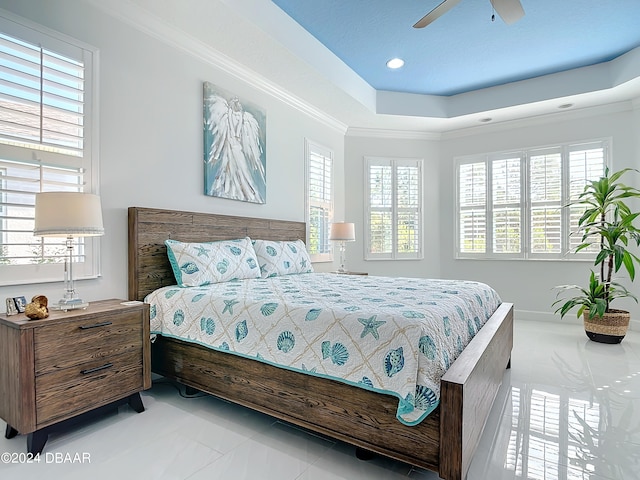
[0,0,345,303]
[343,133,441,278]
[438,103,640,322]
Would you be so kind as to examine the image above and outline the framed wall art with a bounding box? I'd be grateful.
[203,82,267,204]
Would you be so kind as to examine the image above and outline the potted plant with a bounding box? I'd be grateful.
[554,168,640,343]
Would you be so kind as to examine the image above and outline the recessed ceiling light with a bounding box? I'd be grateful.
[479,117,492,123]
[558,103,574,109]
[386,58,404,69]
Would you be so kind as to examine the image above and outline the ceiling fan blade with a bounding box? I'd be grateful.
[490,0,524,25]
[413,0,462,28]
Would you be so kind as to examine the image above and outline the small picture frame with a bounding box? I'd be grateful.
[5,298,18,316]
[13,296,27,313]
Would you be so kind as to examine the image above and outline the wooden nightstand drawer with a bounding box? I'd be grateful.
[34,310,143,376]
[35,349,143,425]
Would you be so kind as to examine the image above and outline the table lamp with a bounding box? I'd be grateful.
[34,192,104,310]
[329,222,355,273]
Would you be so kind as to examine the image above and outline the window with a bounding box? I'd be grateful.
[365,157,422,260]
[456,140,608,259]
[0,13,98,286]
[305,140,333,262]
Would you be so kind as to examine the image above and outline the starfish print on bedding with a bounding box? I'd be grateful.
[222,299,239,314]
[194,245,210,257]
[358,315,386,340]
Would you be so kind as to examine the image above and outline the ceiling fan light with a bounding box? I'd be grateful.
[490,0,525,25]
[386,58,405,69]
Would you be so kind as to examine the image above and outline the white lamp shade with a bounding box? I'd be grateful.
[34,192,104,237]
[329,222,355,241]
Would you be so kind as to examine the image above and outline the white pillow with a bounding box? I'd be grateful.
[166,237,260,287]
[252,239,314,278]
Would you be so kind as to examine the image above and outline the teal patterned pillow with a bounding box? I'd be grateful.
[165,237,260,287]
[253,239,314,278]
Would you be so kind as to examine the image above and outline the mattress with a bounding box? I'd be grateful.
[146,272,501,425]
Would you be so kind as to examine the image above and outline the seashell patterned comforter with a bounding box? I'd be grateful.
[146,273,501,425]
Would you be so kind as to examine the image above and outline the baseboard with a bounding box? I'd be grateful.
[515,308,640,331]
[515,309,560,323]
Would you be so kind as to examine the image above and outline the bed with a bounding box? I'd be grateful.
[128,206,513,480]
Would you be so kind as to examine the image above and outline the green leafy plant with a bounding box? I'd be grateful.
[554,168,640,319]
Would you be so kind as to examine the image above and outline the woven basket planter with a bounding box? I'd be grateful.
[583,309,630,344]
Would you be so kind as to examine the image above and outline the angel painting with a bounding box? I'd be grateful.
[203,82,267,204]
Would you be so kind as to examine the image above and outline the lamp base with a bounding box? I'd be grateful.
[51,298,89,311]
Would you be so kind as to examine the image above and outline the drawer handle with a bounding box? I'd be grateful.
[79,321,113,330]
[80,363,113,375]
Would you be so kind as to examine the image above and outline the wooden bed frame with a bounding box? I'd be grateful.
[128,206,513,480]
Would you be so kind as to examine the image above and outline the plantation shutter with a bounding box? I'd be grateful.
[366,157,422,260]
[529,148,562,256]
[0,15,97,286]
[0,32,84,156]
[458,161,487,254]
[0,158,84,264]
[456,140,609,260]
[396,163,421,255]
[306,140,333,262]
[566,142,606,254]
[368,162,393,256]
[492,156,522,254]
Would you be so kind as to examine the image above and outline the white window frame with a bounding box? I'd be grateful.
[365,156,423,261]
[455,139,609,260]
[0,11,99,286]
[305,139,333,263]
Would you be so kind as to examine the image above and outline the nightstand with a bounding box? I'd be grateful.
[0,299,150,454]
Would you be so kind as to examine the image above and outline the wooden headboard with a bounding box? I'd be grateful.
[128,207,307,301]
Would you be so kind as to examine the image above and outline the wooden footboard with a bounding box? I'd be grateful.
[440,302,513,479]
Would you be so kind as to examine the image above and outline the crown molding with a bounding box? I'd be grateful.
[346,127,441,141]
[84,0,348,134]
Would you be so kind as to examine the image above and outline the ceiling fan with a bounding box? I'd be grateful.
[413,0,524,28]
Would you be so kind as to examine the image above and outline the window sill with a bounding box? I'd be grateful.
[455,256,594,262]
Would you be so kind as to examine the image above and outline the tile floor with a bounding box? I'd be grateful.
[1,318,639,479]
